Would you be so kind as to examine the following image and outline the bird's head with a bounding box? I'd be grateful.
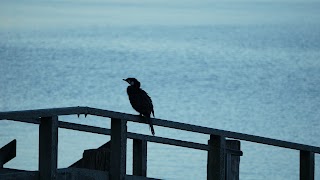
[123,78,141,87]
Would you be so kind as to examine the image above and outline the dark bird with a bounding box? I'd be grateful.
[123,78,155,135]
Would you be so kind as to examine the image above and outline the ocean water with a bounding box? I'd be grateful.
[1,0,320,179]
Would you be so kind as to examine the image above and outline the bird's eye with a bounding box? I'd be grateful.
[130,81,135,85]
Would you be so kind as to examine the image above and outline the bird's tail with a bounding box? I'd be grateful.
[146,116,155,136]
[149,121,155,136]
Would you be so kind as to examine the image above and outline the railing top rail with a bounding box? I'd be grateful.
[1,106,320,153]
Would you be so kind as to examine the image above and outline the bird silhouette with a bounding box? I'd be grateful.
[123,78,155,135]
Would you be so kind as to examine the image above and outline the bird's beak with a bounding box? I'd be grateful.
[123,79,127,82]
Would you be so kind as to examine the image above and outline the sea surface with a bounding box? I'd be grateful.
[1,0,320,179]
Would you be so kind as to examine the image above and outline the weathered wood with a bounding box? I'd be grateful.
[0,168,39,180]
[2,107,320,153]
[126,174,161,180]
[0,167,109,180]
[0,117,240,156]
[69,141,111,170]
[58,168,109,180]
[5,118,40,125]
[81,148,111,171]
[39,116,58,180]
[133,139,147,177]
[0,139,16,168]
[225,153,232,180]
[110,118,127,180]
[0,106,88,120]
[58,121,242,155]
[207,135,226,180]
[226,140,241,180]
[300,151,314,180]
[58,121,111,135]
[1,107,320,180]
[87,107,320,153]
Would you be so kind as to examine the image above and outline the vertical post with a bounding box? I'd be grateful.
[133,139,147,177]
[39,116,58,180]
[226,140,241,180]
[300,150,314,180]
[207,135,226,180]
[225,153,232,180]
[110,118,127,180]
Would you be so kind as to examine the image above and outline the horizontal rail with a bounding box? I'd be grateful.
[59,120,242,155]
[1,118,241,155]
[0,107,88,121]
[58,121,111,135]
[87,107,320,154]
[1,106,320,154]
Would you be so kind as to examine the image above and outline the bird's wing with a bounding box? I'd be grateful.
[139,89,154,116]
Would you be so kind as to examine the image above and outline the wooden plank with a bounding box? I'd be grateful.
[129,132,208,151]
[226,140,241,180]
[133,139,147,177]
[5,118,40,125]
[58,121,111,135]
[0,169,39,180]
[69,141,111,169]
[207,135,226,180]
[0,106,87,120]
[110,118,127,180]
[39,116,58,180]
[225,153,232,180]
[57,121,241,155]
[300,151,314,180]
[87,107,320,154]
[126,174,161,180]
[0,140,16,168]
[58,167,109,180]
[81,148,110,171]
[1,107,320,153]
[57,121,242,157]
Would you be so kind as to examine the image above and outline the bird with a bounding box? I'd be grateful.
[123,78,155,135]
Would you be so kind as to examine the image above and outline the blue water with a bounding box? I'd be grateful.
[1,0,320,179]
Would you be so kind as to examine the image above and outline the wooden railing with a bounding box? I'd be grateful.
[0,106,319,180]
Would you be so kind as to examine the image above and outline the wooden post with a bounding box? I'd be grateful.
[207,135,226,180]
[110,118,127,180]
[226,140,241,180]
[300,150,314,180]
[133,139,147,177]
[39,116,58,180]
[225,153,232,180]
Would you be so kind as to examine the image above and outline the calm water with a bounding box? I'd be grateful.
[1,0,320,179]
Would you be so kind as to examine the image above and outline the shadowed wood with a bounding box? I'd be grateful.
[0,140,16,168]
[1,107,320,180]
[207,135,226,180]
[70,141,111,171]
[133,139,147,177]
[110,118,127,180]
[226,140,241,180]
[300,151,314,180]
[39,116,58,180]
[1,107,319,153]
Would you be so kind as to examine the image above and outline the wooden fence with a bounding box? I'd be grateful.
[0,106,319,180]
